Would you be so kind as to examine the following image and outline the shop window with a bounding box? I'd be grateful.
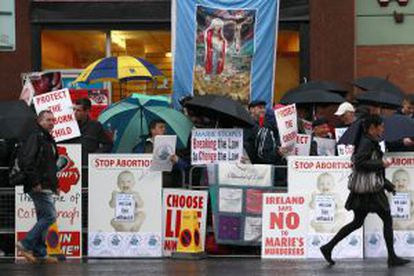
[41,30,106,70]
[275,30,300,103]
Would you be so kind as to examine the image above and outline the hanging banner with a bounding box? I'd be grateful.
[16,144,82,259]
[210,163,275,245]
[275,104,298,150]
[287,156,363,259]
[191,128,243,165]
[33,88,81,142]
[88,154,162,257]
[365,153,414,258]
[172,0,280,107]
[162,189,208,256]
[261,194,307,259]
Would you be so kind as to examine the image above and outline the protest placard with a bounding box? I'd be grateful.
[288,156,363,259]
[15,144,82,259]
[294,134,311,156]
[261,194,307,259]
[150,135,177,172]
[313,137,336,156]
[275,104,298,149]
[335,128,348,143]
[162,189,208,256]
[88,154,162,257]
[365,153,414,258]
[33,88,80,142]
[191,129,243,165]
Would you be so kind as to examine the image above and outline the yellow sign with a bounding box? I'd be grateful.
[177,209,202,253]
[46,222,64,256]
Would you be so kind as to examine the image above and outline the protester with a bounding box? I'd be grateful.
[140,119,188,187]
[320,114,410,267]
[334,102,355,127]
[310,117,334,155]
[68,98,112,165]
[395,95,414,118]
[244,100,266,163]
[15,110,59,264]
[254,109,289,186]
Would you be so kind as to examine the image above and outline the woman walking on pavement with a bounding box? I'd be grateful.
[320,114,410,267]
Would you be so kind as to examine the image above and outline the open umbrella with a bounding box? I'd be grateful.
[98,94,192,153]
[0,101,36,140]
[383,115,414,142]
[185,95,255,127]
[353,76,404,96]
[356,90,402,108]
[287,81,348,96]
[74,56,165,98]
[280,89,346,105]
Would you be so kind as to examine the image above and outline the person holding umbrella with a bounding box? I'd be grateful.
[320,114,410,267]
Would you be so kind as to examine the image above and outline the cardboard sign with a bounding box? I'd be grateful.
[191,129,243,165]
[288,156,363,259]
[261,194,307,259]
[294,134,311,156]
[33,88,81,142]
[275,104,298,149]
[313,137,336,156]
[365,153,414,258]
[151,135,177,172]
[16,144,82,259]
[88,154,162,257]
[162,189,208,257]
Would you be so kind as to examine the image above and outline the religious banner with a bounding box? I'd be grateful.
[261,194,307,259]
[16,144,82,259]
[162,189,208,256]
[172,0,280,107]
[364,153,414,258]
[287,156,363,259]
[88,154,162,257]
[33,88,81,142]
[191,129,243,165]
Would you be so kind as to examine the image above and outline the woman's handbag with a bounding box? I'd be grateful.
[348,170,385,194]
[348,151,385,194]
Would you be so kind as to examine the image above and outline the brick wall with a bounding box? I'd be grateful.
[357,45,414,94]
[0,0,32,101]
[310,0,355,92]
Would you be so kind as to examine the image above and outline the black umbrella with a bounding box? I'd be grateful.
[353,76,404,96]
[383,115,414,142]
[280,89,346,105]
[356,90,402,108]
[185,95,255,127]
[287,81,348,96]
[0,101,37,140]
[337,119,364,146]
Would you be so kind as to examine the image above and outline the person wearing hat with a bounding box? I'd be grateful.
[248,100,266,123]
[310,117,335,156]
[334,102,355,128]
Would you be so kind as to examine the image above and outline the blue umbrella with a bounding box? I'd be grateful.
[98,94,192,153]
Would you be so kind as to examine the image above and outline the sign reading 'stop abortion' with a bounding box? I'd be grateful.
[191,129,243,165]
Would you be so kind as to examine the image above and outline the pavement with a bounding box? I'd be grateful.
[0,258,413,276]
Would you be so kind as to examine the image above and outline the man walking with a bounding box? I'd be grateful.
[16,110,59,263]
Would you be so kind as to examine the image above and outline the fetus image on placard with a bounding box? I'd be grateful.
[391,169,414,230]
[109,171,145,232]
[309,173,345,233]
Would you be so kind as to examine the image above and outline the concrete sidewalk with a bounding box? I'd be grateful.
[0,258,413,276]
